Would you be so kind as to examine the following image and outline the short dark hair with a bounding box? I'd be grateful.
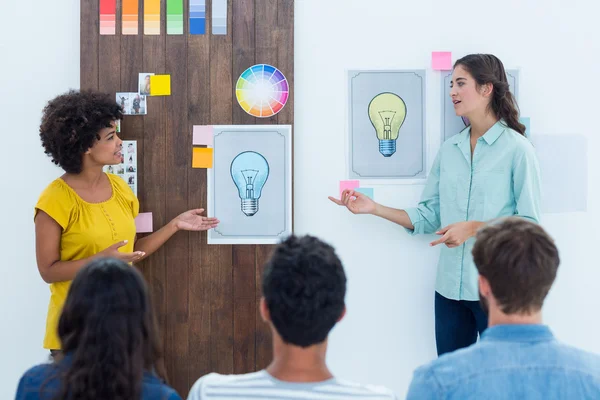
[262,235,347,347]
[39,90,123,174]
[472,218,559,314]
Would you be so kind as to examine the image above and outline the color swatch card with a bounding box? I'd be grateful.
[144,0,160,35]
[193,125,214,146]
[432,51,452,70]
[122,0,138,35]
[167,0,184,35]
[212,0,227,35]
[149,75,171,96]
[100,0,116,35]
[135,212,153,233]
[192,147,213,168]
[190,0,206,34]
[236,64,289,118]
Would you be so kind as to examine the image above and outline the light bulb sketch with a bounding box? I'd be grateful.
[230,151,270,217]
[368,92,407,157]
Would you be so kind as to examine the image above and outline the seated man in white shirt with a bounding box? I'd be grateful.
[188,235,397,400]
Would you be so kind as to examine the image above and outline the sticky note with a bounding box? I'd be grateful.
[192,147,213,168]
[339,180,360,197]
[432,52,452,71]
[193,125,214,146]
[520,117,530,137]
[355,187,374,199]
[150,75,171,96]
[135,212,153,233]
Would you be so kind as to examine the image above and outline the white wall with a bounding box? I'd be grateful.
[2,0,599,397]
[0,0,80,396]
[294,0,600,397]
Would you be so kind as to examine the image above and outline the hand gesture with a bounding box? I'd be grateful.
[98,240,145,262]
[328,190,376,215]
[174,208,219,231]
[430,222,476,248]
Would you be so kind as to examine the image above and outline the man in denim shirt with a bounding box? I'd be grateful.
[407,218,600,399]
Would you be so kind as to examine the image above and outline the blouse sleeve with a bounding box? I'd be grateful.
[34,180,75,229]
[512,142,542,223]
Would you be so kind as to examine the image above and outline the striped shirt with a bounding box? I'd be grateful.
[187,371,397,400]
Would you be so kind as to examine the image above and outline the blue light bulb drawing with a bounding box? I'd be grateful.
[230,151,270,216]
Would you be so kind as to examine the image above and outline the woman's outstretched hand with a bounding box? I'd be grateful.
[174,209,219,231]
[328,190,377,215]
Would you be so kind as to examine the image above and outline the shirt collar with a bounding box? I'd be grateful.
[482,324,555,343]
[452,120,507,146]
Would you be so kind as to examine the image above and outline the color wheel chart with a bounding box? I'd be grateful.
[236,64,289,118]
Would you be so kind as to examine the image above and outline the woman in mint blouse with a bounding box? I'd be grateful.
[330,54,541,355]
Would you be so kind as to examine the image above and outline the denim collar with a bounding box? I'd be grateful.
[482,324,555,343]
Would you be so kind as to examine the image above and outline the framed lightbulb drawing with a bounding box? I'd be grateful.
[348,70,426,180]
[207,125,292,245]
[441,69,519,142]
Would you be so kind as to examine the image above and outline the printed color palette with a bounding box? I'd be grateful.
[122,0,138,35]
[100,0,116,35]
[212,0,227,35]
[167,0,184,35]
[236,64,289,118]
[144,0,160,35]
[190,0,206,34]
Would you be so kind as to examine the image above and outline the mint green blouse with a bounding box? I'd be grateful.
[405,121,542,301]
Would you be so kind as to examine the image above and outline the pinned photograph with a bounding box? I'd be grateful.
[116,92,148,116]
[138,73,154,95]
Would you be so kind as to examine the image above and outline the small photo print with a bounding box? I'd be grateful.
[126,142,135,154]
[139,73,155,96]
[105,165,116,174]
[126,165,137,173]
[117,165,125,175]
[127,174,136,185]
[116,92,148,116]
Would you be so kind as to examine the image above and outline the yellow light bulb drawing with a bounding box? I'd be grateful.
[368,92,407,157]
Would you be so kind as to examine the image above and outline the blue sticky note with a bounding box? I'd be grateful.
[520,117,530,137]
[355,187,374,199]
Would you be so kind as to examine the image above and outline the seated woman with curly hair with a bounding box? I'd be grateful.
[34,90,219,353]
[16,258,181,399]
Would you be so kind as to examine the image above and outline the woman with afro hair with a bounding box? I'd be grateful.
[34,90,219,354]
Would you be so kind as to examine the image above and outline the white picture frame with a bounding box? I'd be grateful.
[207,125,293,244]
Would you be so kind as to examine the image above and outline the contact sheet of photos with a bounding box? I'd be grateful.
[104,140,138,196]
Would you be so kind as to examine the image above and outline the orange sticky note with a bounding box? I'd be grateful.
[192,147,213,168]
[150,75,171,96]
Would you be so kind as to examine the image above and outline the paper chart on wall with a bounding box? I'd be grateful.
[104,140,138,196]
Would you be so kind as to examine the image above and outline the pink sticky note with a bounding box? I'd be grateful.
[339,180,360,197]
[432,51,452,71]
[135,212,153,233]
[193,125,214,146]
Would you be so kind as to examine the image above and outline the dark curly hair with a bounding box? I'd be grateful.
[45,258,168,400]
[454,54,526,135]
[39,90,123,174]
[262,235,347,347]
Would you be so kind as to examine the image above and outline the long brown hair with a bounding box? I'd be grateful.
[454,54,525,135]
[50,258,167,399]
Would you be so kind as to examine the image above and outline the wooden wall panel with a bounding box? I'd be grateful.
[80,0,293,396]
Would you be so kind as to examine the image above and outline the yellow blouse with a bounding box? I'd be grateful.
[34,173,139,349]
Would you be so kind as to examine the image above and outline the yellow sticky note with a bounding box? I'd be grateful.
[192,147,213,168]
[150,75,171,96]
